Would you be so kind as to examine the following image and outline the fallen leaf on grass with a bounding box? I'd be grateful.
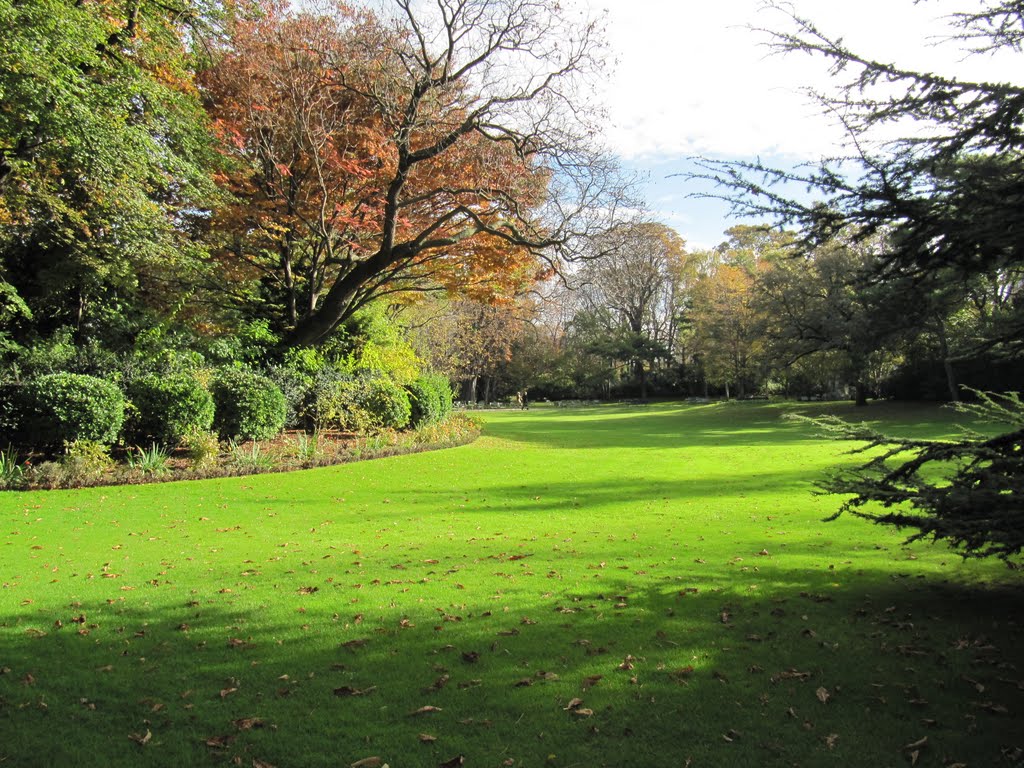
[410,705,443,716]
[582,674,602,689]
[824,733,839,750]
[722,728,741,742]
[333,686,376,697]
[297,586,319,595]
[425,674,449,693]
[976,700,1010,715]
[572,708,594,717]
[771,669,811,683]
[563,698,584,711]
[128,729,152,746]
[219,687,238,699]
[350,758,384,768]
[253,759,277,768]
[902,736,928,752]
[204,734,235,749]
[232,717,266,730]
[418,733,437,743]
[815,687,830,704]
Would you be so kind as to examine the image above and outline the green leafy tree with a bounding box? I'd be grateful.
[0,0,222,345]
[756,231,908,405]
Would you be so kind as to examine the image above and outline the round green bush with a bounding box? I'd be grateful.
[354,376,411,432]
[210,368,287,441]
[407,373,454,427]
[22,372,126,447]
[126,374,214,446]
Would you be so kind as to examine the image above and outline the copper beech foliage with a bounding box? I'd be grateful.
[202,0,626,346]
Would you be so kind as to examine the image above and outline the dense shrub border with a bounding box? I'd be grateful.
[0,414,481,490]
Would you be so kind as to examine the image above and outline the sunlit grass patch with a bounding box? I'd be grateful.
[1,400,1020,767]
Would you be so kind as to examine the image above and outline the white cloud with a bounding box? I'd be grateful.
[584,0,1019,162]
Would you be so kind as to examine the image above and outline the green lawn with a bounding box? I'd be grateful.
[1,401,1021,767]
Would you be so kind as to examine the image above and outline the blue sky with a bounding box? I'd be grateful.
[580,0,1019,249]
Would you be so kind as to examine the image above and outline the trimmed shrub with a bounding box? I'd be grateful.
[210,368,287,441]
[22,373,125,447]
[307,374,411,434]
[353,376,411,432]
[407,373,454,428]
[126,374,214,446]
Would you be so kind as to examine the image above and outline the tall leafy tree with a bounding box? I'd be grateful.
[691,2,1024,357]
[570,222,688,398]
[692,1,1024,558]
[756,231,908,406]
[211,0,627,347]
[0,0,222,342]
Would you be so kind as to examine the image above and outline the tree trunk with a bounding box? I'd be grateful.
[854,380,868,407]
[724,381,730,400]
[934,317,959,402]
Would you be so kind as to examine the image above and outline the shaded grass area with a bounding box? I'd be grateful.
[1,400,1021,767]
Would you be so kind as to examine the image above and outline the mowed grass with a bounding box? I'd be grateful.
[1,401,1021,768]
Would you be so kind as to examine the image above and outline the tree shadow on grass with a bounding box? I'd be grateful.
[2,571,1021,768]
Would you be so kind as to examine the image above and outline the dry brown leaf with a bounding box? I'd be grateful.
[334,686,376,697]
[418,733,437,743]
[297,586,318,594]
[232,717,265,731]
[824,733,839,750]
[204,734,235,749]
[253,759,277,768]
[350,758,384,768]
[816,686,830,704]
[128,729,152,746]
[563,697,584,711]
[410,705,443,716]
[573,708,594,717]
[219,687,238,698]
[902,736,928,751]
[582,674,603,689]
